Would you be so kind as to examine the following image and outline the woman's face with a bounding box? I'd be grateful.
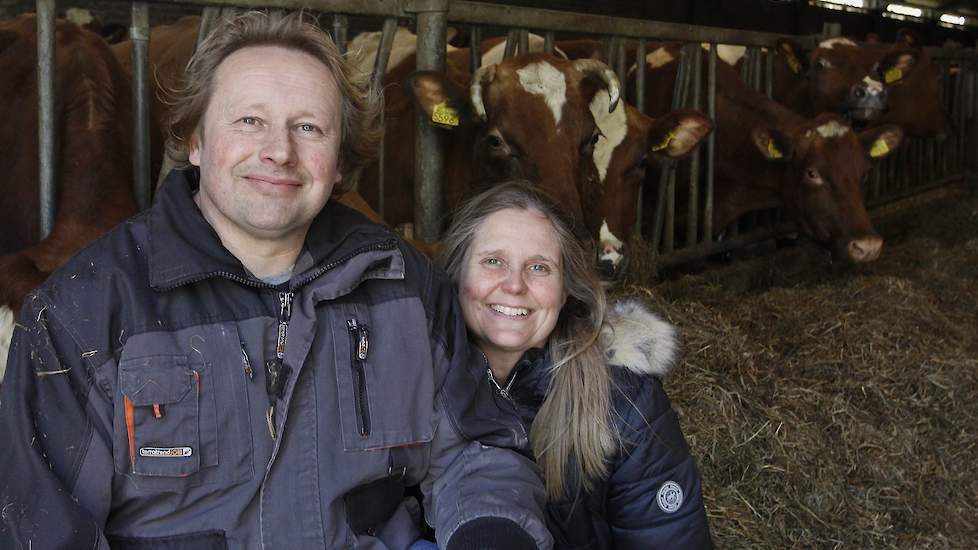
[460,208,567,365]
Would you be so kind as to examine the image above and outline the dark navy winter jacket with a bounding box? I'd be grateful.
[489,300,714,549]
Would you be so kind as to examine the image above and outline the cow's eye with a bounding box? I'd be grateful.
[805,167,824,186]
[487,133,505,149]
[817,58,832,70]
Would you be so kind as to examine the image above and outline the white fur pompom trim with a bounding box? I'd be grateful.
[602,298,680,378]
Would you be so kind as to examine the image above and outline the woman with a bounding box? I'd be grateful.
[440,181,713,549]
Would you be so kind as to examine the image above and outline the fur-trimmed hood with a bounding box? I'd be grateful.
[601,298,680,378]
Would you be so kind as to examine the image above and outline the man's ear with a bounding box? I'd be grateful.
[776,38,809,75]
[876,49,919,84]
[859,124,904,160]
[407,70,470,129]
[648,110,714,159]
[751,127,793,162]
[188,129,202,166]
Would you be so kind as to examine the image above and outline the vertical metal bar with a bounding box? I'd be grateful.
[971,54,978,190]
[956,61,967,172]
[764,48,774,99]
[131,2,151,209]
[469,26,482,71]
[664,170,676,253]
[652,45,688,254]
[615,38,627,87]
[600,36,612,64]
[543,31,554,55]
[197,7,221,47]
[371,19,398,210]
[332,15,348,56]
[504,29,518,59]
[687,44,702,247]
[413,4,448,242]
[371,19,398,89]
[37,0,57,239]
[752,46,762,92]
[518,28,529,56]
[705,43,716,243]
[634,38,647,238]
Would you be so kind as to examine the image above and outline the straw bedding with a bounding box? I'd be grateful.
[616,187,978,548]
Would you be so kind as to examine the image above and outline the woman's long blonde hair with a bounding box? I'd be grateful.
[440,181,615,500]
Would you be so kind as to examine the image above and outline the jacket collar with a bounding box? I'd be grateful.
[148,167,399,291]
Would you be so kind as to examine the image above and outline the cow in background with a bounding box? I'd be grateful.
[0,15,140,378]
[774,30,951,138]
[635,43,904,264]
[358,32,712,278]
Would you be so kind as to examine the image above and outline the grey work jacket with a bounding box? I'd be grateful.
[0,167,550,549]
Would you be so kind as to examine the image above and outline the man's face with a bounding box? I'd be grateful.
[189,45,343,246]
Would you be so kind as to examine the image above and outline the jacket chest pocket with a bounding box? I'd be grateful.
[330,303,435,452]
[117,355,214,479]
[112,323,255,491]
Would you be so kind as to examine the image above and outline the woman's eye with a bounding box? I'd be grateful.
[299,123,320,133]
[528,263,551,274]
[240,116,259,125]
[482,257,502,267]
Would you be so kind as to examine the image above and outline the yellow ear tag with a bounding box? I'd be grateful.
[885,67,902,84]
[870,139,890,158]
[651,131,675,152]
[766,139,783,159]
[431,102,460,127]
[781,44,801,74]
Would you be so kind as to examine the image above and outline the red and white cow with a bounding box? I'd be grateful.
[1,15,141,377]
[774,31,951,138]
[636,43,904,263]
[356,32,712,277]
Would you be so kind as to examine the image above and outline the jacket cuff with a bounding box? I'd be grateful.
[446,517,538,550]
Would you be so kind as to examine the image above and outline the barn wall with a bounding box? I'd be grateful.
[3,0,976,47]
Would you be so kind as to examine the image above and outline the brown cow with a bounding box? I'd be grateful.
[0,14,140,376]
[775,33,951,138]
[637,43,904,263]
[363,44,712,278]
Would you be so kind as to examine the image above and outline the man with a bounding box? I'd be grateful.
[0,11,550,549]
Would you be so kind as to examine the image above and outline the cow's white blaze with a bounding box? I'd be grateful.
[517,61,567,127]
[646,47,676,69]
[819,37,857,49]
[862,75,884,91]
[812,120,851,138]
[0,305,13,381]
[589,90,627,183]
[599,219,625,267]
[700,44,747,67]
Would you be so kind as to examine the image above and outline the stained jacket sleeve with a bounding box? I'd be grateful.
[0,292,112,550]
[413,251,552,550]
[606,374,714,549]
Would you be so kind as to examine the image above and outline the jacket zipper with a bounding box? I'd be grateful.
[264,290,293,440]
[347,318,371,437]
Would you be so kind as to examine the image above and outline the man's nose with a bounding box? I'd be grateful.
[260,127,296,165]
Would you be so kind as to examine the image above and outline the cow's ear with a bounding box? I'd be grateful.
[895,29,923,50]
[751,127,793,162]
[876,50,919,84]
[648,110,714,159]
[859,124,903,160]
[407,70,469,129]
[776,38,808,75]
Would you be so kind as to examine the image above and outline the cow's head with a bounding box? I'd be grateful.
[751,114,903,263]
[582,96,713,278]
[777,38,918,122]
[875,29,953,139]
[411,52,622,242]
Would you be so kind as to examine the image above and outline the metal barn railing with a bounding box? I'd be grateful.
[33,0,978,266]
